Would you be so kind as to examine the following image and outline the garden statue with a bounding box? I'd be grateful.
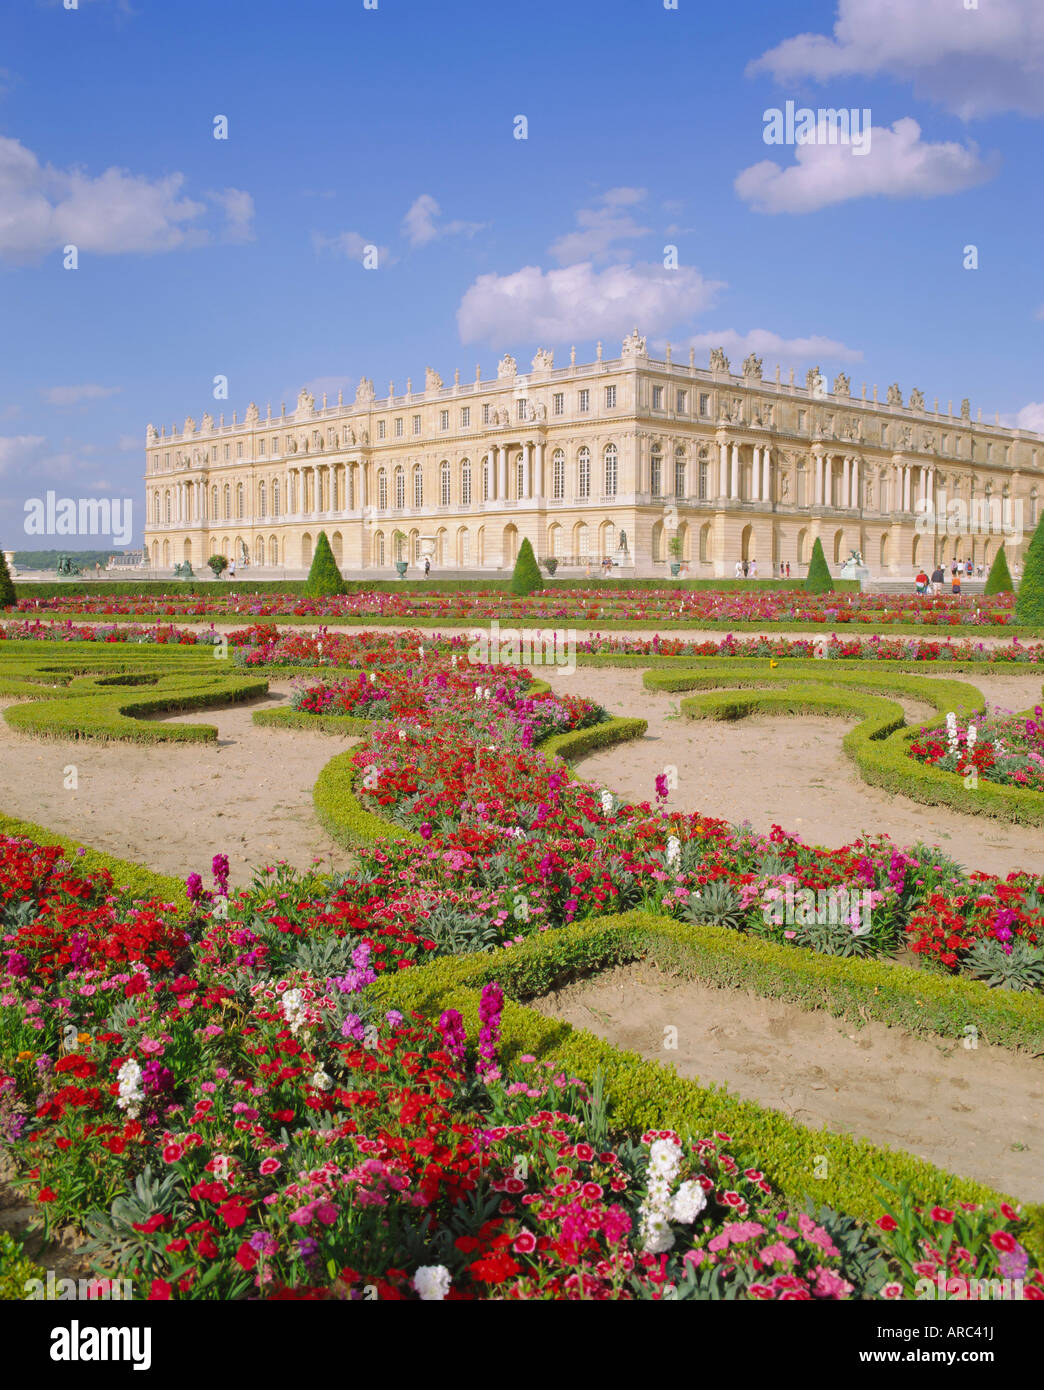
[839,548,870,583]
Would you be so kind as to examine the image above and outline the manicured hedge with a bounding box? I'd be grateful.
[370,913,1044,1245]
[251,708,374,735]
[313,752,423,849]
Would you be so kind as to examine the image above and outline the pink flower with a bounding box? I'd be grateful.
[259,1158,281,1176]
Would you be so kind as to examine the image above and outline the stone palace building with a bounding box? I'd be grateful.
[143,330,1042,578]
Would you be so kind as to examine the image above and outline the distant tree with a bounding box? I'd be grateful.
[510,537,543,596]
[304,530,347,596]
[0,548,16,609]
[208,554,228,578]
[983,546,1013,596]
[1015,515,1044,627]
[804,537,834,593]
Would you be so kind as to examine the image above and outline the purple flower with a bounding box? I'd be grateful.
[437,1008,467,1063]
[4,951,29,978]
[185,872,204,904]
[211,854,230,896]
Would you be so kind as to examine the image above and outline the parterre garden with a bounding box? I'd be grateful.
[1,550,1044,1300]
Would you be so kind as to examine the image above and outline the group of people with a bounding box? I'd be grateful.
[915,558,983,595]
[734,559,765,578]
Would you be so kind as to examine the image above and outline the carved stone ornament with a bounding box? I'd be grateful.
[424,366,443,392]
[887,383,903,407]
[960,398,972,421]
[496,353,518,380]
[921,431,935,451]
[296,388,315,416]
[833,372,851,397]
[245,402,260,424]
[201,413,214,432]
[620,329,647,360]
[742,352,763,380]
[355,377,376,407]
[909,388,926,412]
[146,424,159,443]
[806,366,825,397]
[709,347,730,373]
[183,416,196,436]
[531,347,554,371]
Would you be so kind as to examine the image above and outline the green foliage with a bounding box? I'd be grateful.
[509,536,543,596]
[963,939,1044,992]
[804,536,834,593]
[1015,513,1044,628]
[0,547,15,608]
[303,530,347,597]
[683,878,746,930]
[542,557,558,576]
[207,554,228,578]
[983,546,1013,596]
[0,1231,51,1299]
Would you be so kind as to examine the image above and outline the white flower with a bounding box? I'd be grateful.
[670,1180,708,1224]
[967,724,977,749]
[310,1066,332,1092]
[666,835,680,869]
[281,988,307,1034]
[639,1212,675,1254]
[648,1138,683,1180]
[600,789,614,817]
[413,1264,452,1301]
[116,1057,143,1118]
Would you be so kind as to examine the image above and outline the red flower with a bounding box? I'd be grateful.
[930,1206,954,1224]
[149,1279,173,1300]
[876,1215,897,1231]
[37,1187,56,1203]
[216,1200,249,1229]
[990,1231,1017,1253]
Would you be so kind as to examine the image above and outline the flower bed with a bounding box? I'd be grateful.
[911,708,1044,794]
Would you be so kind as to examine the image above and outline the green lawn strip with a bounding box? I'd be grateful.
[370,916,1044,1246]
[21,610,1039,638]
[0,811,188,907]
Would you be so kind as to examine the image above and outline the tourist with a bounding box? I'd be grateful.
[785,562,791,578]
[734,560,743,578]
[915,568,929,595]
[965,557,973,578]
[952,568,962,595]
[930,564,944,595]
[749,558,758,579]
[228,557,236,579]
[423,556,431,577]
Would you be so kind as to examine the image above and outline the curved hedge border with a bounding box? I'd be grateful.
[647,662,1044,826]
[252,708,373,736]
[370,912,1044,1243]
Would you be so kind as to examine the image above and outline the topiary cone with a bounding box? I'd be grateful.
[804,536,834,593]
[983,546,1013,596]
[0,547,15,609]
[1015,514,1044,628]
[304,530,347,596]
[509,537,543,596]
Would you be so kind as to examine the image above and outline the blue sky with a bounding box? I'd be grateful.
[2,0,1042,547]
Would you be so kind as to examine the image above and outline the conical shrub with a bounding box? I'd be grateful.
[303,530,346,596]
[0,548,15,608]
[983,546,1013,596]
[510,537,543,596]
[804,536,834,593]
[1015,514,1044,627]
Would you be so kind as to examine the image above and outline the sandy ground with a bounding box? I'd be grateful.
[539,665,1044,877]
[532,962,1044,1201]
[0,684,359,888]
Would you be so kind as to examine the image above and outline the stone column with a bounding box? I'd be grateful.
[814,453,824,507]
[718,440,728,501]
[751,446,762,501]
[730,443,740,500]
[903,466,911,512]
[497,445,508,500]
[359,463,367,511]
[761,447,771,503]
[842,456,852,509]
[851,456,861,510]
[521,441,532,500]
[534,441,544,500]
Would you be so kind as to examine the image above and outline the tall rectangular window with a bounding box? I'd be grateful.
[578,389,589,413]
[460,406,470,427]
[440,409,449,430]
[552,392,564,416]
[482,403,491,424]
[413,414,421,434]
[395,417,403,438]
[699,393,709,417]
[652,386,663,409]
[378,420,386,440]
[605,385,616,408]
[258,439,265,456]
[517,399,528,421]
[677,390,687,412]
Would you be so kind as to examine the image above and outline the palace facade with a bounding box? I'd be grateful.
[143,331,1043,578]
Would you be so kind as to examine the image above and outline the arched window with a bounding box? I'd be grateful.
[258,482,266,518]
[674,446,686,498]
[375,531,385,566]
[482,456,491,501]
[153,492,160,526]
[378,469,388,510]
[576,521,589,557]
[461,459,472,506]
[164,491,171,524]
[440,461,451,506]
[413,464,423,508]
[552,449,565,500]
[256,536,265,566]
[699,522,712,563]
[650,447,662,496]
[270,535,278,565]
[603,444,618,497]
[395,466,405,510]
[212,486,219,520]
[697,449,709,501]
[577,447,591,498]
[273,480,280,517]
[516,454,525,498]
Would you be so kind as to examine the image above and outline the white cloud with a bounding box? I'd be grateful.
[401,194,486,249]
[679,329,864,371]
[312,229,394,266]
[42,384,122,406]
[748,0,1044,120]
[549,187,651,264]
[1015,403,1044,434]
[457,261,725,345]
[0,435,46,476]
[207,188,255,243]
[735,117,996,213]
